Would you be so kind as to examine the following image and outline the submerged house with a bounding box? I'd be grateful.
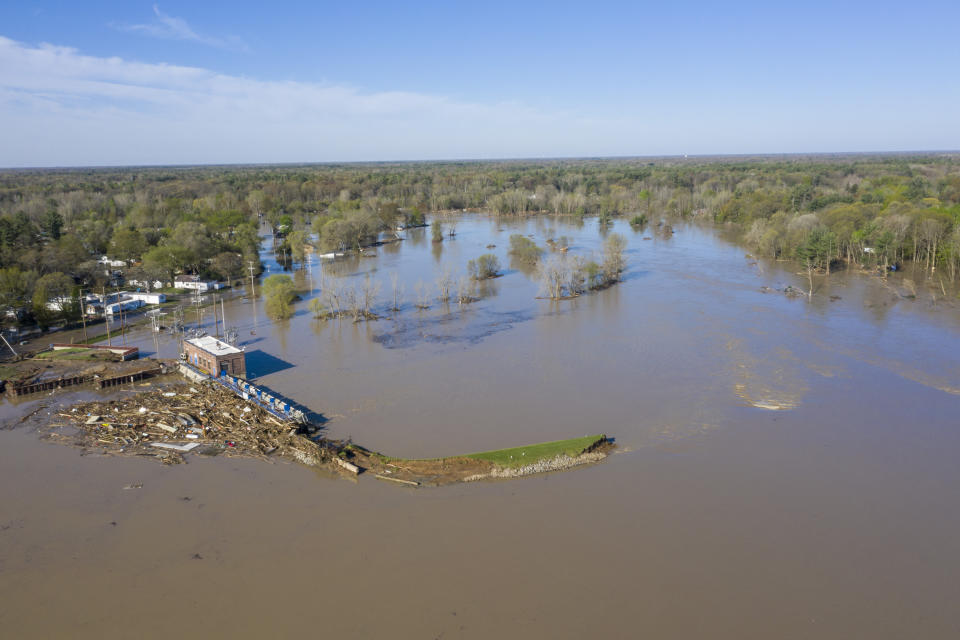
[184,336,246,379]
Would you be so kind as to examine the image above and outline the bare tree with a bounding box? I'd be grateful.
[455,276,476,304]
[414,280,430,309]
[436,264,454,302]
[344,285,360,321]
[917,218,946,274]
[537,253,569,299]
[389,271,403,312]
[321,275,344,318]
[359,274,381,319]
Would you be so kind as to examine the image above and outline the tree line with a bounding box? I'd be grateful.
[2,154,959,327]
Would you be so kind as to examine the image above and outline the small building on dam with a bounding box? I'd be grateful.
[184,336,246,379]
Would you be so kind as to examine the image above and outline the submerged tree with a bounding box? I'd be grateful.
[414,280,430,309]
[436,264,454,302]
[467,254,501,280]
[389,271,403,312]
[263,274,296,319]
[601,233,627,283]
[508,235,543,264]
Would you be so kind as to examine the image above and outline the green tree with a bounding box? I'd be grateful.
[263,274,296,319]
[210,252,243,282]
[31,271,74,328]
[796,226,836,296]
[602,233,627,283]
[142,245,185,283]
[0,267,37,321]
[286,230,310,267]
[42,210,63,240]
[111,228,146,261]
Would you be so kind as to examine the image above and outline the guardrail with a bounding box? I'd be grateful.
[178,361,306,424]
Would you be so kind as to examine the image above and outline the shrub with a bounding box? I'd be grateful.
[467,254,501,279]
[508,235,542,263]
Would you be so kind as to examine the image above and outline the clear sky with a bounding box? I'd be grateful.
[1,1,958,167]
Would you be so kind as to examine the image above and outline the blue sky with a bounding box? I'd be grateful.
[1,1,959,166]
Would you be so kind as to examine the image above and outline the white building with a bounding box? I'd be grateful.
[44,299,74,312]
[125,292,166,305]
[105,299,144,315]
[98,255,128,268]
[175,275,222,291]
[127,278,171,291]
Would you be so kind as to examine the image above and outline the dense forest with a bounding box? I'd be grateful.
[1,154,959,328]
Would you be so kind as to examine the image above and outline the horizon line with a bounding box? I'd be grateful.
[3,149,959,172]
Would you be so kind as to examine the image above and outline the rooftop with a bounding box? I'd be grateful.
[185,335,242,355]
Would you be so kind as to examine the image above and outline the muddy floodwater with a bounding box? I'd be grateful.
[3,215,960,638]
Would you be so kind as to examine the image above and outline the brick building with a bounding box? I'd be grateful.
[184,336,246,379]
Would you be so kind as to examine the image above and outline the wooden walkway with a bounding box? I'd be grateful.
[96,366,164,389]
[6,374,89,397]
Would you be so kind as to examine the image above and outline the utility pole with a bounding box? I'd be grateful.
[213,294,220,337]
[221,296,227,332]
[101,287,111,346]
[247,260,256,297]
[248,260,258,331]
[115,287,125,345]
[195,291,202,332]
[78,288,87,342]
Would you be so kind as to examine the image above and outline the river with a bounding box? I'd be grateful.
[2,214,959,638]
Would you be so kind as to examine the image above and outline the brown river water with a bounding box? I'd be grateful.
[2,215,960,638]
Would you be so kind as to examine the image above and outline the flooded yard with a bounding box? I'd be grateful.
[2,214,960,638]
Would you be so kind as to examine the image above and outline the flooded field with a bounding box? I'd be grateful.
[3,214,960,638]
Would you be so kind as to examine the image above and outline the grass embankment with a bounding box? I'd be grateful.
[341,434,609,484]
[464,435,606,468]
[34,348,108,360]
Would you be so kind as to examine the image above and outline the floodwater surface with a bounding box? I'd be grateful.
[2,215,960,638]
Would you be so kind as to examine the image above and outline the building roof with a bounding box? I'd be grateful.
[185,335,242,355]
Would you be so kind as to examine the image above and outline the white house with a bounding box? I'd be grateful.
[98,255,128,268]
[175,275,222,291]
[127,278,171,291]
[44,299,74,312]
[125,292,166,305]
[105,299,144,315]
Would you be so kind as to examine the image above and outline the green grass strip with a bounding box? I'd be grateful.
[464,435,605,469]
[34,348,101,359]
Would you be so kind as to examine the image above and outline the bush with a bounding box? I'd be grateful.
[508,235,542,263]
[308,297,326,318]
[467,254,501,279]
[629,214,648,227]
[432,220,444,243]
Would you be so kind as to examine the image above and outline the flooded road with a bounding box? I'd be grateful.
[3,215,960,638]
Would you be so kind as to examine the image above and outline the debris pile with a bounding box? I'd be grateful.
[57,381,337,467]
